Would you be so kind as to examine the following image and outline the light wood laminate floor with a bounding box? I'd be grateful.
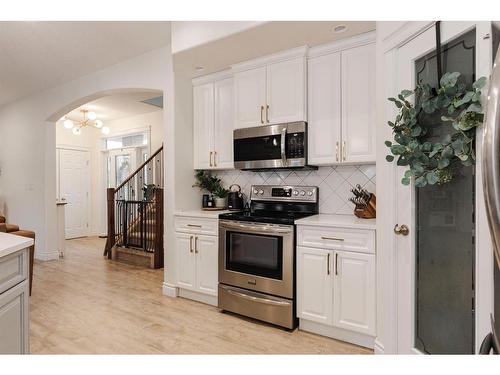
[30,236,372,354]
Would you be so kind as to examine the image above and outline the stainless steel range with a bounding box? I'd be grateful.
[218,185,319,329]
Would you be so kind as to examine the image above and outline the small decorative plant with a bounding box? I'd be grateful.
[193,170,228,196]
[385,72,486,187]
[142,184,156,201]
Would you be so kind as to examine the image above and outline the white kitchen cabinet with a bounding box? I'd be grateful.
[307,52,342,165]
[213,77,234,169]
[333,250,376,336]
[341,43,376,163]
[174,215,219,304]
[194,235,218,296]
[175,232,196,290]
[232,47,307,129]
[193,71,234,170]
[307,35,376,165]
[266,57,306,124]
[233,67,267,129]
[297,246,333,325]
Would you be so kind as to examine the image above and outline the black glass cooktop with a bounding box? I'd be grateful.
[219,210,315,225]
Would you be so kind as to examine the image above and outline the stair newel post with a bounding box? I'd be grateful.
[153,187,164,268]
[104,188,116,258]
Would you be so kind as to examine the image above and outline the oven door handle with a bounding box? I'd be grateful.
[220,221,292,234]
[222,286,290,307]
[280,127,287,167]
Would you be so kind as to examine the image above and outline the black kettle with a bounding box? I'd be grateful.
[227,184,244,211]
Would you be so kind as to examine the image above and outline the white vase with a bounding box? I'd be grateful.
[214,197,226,208]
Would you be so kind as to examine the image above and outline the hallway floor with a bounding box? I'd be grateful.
[30,237,371,354]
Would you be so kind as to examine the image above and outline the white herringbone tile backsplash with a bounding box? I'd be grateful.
[215,165,376,215]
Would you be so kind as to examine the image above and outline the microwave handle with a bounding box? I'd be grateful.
[281,127,287,167]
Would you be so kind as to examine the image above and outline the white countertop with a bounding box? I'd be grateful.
[0,232,34,258]
[175,209,235,219]
[295,214,376,230]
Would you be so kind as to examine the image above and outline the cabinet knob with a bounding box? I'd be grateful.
[394,224,409,236]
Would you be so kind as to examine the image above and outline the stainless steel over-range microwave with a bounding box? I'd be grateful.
[233,121,312,170]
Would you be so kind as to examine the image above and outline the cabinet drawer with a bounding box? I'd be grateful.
[0,249,28,295]
[297,226,375,254]
[175,216,218,236]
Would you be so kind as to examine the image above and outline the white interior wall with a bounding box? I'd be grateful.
[0,46,172,260]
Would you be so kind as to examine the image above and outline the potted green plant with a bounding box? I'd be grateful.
[192,170,229,208]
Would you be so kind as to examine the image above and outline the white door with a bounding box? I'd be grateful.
[307,52,342,165]
[175,233,195,290]
[233,67,267,129]
[213,77,234,169]
[108,148,137,198]
[297,246,334,325]
[193,82,215,169]
[333,250,375,335]
[341,43,376,163]
[59,148,89,239]
[266,57,306,125]
[194,235,218,296]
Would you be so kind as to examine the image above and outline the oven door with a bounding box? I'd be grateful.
[219,220,294,298]
[233,122,306,169]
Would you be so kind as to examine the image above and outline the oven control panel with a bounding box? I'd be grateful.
[251,185,318,202]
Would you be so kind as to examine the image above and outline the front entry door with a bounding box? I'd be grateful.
[59,149,90,239]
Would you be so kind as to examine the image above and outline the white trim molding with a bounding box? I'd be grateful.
[162,282,178,297]
[192,69,232,86]
[231,45,308,73]
[307,31,375,59]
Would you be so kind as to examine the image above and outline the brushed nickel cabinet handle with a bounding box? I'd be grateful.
[327,253,330,275]
[189,236,193,253]
[335,253,339,275]
[194,236,198,253]
[214,151,217,167]
[321,236,344,241]
[266,105,270,123]
[260,106,264,124]
[342,141,346,161]
[209,151,213,167]
[187,224,202,228]
[336,141,339,162]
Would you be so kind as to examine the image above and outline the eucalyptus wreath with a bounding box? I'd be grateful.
[385,72,487,187]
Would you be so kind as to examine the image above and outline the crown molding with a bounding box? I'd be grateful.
[192,69,233,86]
[231,45,308,73]
[307,31,376,59]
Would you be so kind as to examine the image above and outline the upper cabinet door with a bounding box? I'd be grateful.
[213,77,234,169]
[341,43,376,163]
[307,52,341,165]
[297,246,334,325]
[193,82,215,169]
[266,57,306,125]
[333,250,376,336]
[234,67,267,129]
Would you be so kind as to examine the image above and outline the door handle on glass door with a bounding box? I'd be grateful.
[394,224,409,236]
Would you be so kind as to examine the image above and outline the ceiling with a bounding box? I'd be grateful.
[174,21,376,77]
[63,90,162,123]
[0,21,171,107]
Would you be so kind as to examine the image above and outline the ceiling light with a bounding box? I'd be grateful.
[101,126,110,135]
[195,66,204,72]
[72,127,82,135]
[95,119,103,129]
[63,119,74,129]
[333,25,347,33]
[87,111,97,120]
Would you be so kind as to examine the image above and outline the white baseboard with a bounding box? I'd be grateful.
[35,250,60,261]
[374,338,385,354]
[162,282,178,297]
[178,288,218,306]
[299,319,375,349]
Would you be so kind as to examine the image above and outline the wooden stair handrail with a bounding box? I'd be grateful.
[115,145,163,192]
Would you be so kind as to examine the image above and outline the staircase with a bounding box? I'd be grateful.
[104,146,164,269]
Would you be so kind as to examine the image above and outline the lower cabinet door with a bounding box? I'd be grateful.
[194,235,218,296]
[333,250,375,335]
[175,232,196,290]
[0,280,29,354]
[297,246,334,325]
